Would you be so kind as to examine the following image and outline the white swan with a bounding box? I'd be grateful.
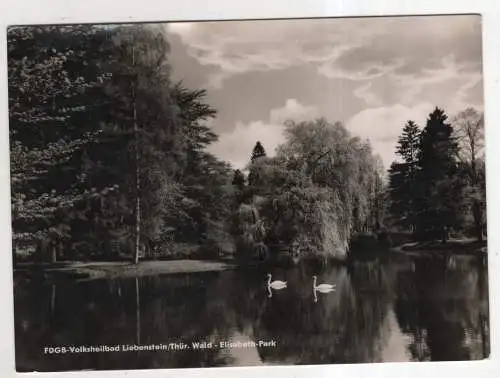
[313,276,336,292]
[267,274,287,290]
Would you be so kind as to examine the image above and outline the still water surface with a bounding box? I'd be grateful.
[14,253,490,372]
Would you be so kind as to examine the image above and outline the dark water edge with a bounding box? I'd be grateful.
[13,252,490,372]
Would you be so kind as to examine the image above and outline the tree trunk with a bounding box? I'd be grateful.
[135,277,141,345]
[469,139,484,243]
[133,96,141,265]
[12,241,17,270]
[35,239,45,267]
[472,201,483,242]
[441,227,449,244]
[50,284,56,316]
[477,224,484,243]
[51,244,57,263]
[132,45,141,265]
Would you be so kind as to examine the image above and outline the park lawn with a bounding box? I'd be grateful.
[14,260,236,281]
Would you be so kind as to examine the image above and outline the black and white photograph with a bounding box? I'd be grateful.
[8,14,489,372]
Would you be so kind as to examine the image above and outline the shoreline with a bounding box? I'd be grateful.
[14,260,236,281]
[14,239,487,282]
[389,239,487,257]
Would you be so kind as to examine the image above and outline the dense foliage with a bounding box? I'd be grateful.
[232,119,385,261]
[9,25,232,263]
[388,107,486,242]
[389,121,420,231]
[9,25,118,262]
[9,25,485,265]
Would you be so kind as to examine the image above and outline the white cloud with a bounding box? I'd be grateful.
[350,53,483,113]
[347,102,434,168]
[167,15,481,94]
[319,58,404,81]
[208,121,286,170]
[353,82,382,106]
[208,98,318,169]
[391,55,467,104]
[215,101,438,171]
[167,18,370,87]
[167,16,483,168]
[452,72,484,114]
[269,98,319,124]
[167,22,196,36]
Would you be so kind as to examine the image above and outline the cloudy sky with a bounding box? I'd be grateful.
[163,15,483,169]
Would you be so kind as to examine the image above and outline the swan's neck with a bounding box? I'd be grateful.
[313,277,317,288]
[267,276,272,285]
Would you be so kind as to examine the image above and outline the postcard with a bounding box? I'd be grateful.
[8,14,489,372]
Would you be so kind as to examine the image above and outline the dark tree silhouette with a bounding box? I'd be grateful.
[231,169,245,190]
[416,107,460,242]
[389,120,421,231]
[251,141,267,162]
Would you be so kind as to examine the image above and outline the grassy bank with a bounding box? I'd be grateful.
[14,260,236,281]
[391,238,487,257]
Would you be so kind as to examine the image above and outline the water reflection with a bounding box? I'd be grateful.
[14,254,489,372]
[394,255,490,361]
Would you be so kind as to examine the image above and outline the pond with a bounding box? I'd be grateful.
[14,253,490,372]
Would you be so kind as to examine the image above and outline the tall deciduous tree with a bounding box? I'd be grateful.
[97,25,185,263]
[9,23,240,264]
[388,162,405,226]
[452,108,486,241]
[453,108,484,165]
[237,118,384,260]
[369,156,388,232]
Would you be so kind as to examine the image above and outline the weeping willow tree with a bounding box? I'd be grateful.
[233,118,384,260]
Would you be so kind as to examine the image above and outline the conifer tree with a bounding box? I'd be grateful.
[416,107,460,242]
[248,141,267,186]
[251,141,267,161]
[389,120,421,231]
